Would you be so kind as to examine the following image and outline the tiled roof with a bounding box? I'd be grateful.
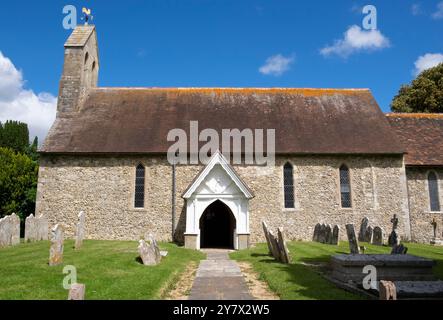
[41,88,404,155]
[386,113,443,166]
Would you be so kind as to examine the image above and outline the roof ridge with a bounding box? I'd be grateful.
[386,113,443,119]
[89,87,371,97]
[94,87,370,91]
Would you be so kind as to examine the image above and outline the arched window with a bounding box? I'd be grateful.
[428,172,440,212]
[340,165,352,208]
[84,52,89,65]
[134,164,145,208]
[283,162,295,209]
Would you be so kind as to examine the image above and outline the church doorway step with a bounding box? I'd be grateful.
[199,200,236,249]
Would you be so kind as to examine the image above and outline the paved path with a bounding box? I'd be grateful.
[189,249,253,300]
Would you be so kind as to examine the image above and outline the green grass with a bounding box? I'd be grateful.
[0,240,204,300]
[230,241,443,300]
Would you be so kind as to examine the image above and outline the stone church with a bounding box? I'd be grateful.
[36,26,443,250]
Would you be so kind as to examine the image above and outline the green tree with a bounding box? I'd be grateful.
[0,147,38,221]
[391,63,443,113]
[0,120,30,153]
[25,136,39,162]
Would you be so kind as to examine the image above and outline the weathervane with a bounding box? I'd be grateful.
[81,7,93,25]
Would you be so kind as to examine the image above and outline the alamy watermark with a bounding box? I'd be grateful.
[362,265,378,290]
[362,5,377,30]
[62,265,77,290]
[62,5,93,29]
[167,121,276,167]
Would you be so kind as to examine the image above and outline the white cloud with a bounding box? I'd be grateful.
[432,1,443,19]
[0,51,57,143]
[320,25,390,58]
[414,53,443,75]
[259,54,294,76]
[411,3,423,16]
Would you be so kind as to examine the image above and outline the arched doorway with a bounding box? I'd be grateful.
[199,200,236,249]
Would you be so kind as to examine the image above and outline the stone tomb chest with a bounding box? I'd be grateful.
[331,254,436,284]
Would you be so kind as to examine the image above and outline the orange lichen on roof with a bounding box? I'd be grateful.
[97,87,370,97]
[386,113,443,119]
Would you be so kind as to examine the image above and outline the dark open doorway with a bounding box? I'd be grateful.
[199,200,236,249]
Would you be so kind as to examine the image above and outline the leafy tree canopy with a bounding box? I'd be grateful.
[0,120,30,154]
[391,63,443,113]
[0,147,38,221]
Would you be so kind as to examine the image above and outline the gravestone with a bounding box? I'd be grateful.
[325,224,333,244]
[138,240,160,266]
[358,217,370,242]
[0,215,12,247]
[262,221,273,254]
[431,218,438,239]
[10,213,20,246]
[318,224,327,244]
[379,280,397,300]
[25,214,37,242]
[391,244,408,255]
[388,214,400,246]
[331,254,436,283]
[277,228,291,264]
[147,234,162,264]
[68,283,86,300]
[430,219,443,246]
[332,225,340,245]
[313,223,321,242]
[49,224,64,266]
[372,226,383,246]
[268,230,281,261]
[75,211,86,250]
[364,226,373,243]
[345,224,360,254]
[36,215,49,241]
[138,234,162,266]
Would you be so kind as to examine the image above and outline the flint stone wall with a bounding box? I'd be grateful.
[406,167,443,243]
[35,155,411,244]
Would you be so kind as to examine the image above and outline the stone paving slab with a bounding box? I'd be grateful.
[189,249,253,300]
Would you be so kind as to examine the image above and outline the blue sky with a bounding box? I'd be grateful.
[0,0,442,140]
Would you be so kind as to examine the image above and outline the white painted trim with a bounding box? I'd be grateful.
[182,151,254,199]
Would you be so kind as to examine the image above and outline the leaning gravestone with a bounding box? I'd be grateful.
[0,215,12,247]
[49,224,64,266]
[372,226,383,246]
[358,217,370,242]
[345,224,360,254]
[138,239,161,266]
[75,211,86,250]
[331,225,340,245]
[268,230,281,261]
[36,215,49,241]
[277,228,291,264]
[262,221,273,254]
[147,234,162,264]
[25,214,37,242]
[10,213,20,246]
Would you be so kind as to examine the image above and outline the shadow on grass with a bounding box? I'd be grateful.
[258,257,359,300]
[135,256,144,264]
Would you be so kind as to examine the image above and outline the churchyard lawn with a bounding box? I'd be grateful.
[230,241,443,300]
[0,240,204,300]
